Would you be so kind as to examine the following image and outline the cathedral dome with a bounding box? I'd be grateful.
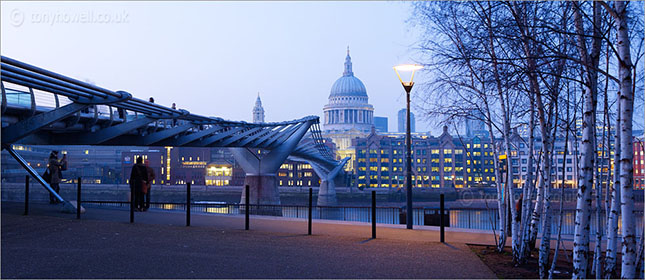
[330,76,367,97]
[329,48,367,98]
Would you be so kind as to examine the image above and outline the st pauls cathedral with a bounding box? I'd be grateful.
[322,48,374,171]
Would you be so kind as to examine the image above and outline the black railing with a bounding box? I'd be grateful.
[80,200,644,236]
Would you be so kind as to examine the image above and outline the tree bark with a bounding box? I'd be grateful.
[615,1,637,278]
[604,99,621,279]
[572,2,602,278]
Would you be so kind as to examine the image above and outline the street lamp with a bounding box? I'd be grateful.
[393,64,423,230]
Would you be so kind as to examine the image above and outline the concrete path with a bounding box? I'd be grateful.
[1,202,496,279]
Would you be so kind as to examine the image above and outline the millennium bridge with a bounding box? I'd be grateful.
[0,56,347,212]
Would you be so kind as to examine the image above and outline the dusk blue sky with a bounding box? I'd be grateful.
[1,1,435,133]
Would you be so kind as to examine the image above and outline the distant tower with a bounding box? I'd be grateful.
[253,93,265,123]
[397,108,415,133]
[465,109,489,137]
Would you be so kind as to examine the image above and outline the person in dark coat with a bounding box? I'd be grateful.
[144,161,156,211]
[515,193,523,222]
[129,157,148,211]
[48,151,67,204]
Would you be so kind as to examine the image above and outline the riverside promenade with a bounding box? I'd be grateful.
[2,202,496,279]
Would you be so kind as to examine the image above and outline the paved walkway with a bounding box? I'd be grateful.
[1,202,497,279]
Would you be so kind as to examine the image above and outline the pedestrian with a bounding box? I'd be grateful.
[47,151,67,204]
[171,103,178,126]
[515,193,523,222]
[129,156,148,211]
[144,160,156,211]
[149,97,155,103]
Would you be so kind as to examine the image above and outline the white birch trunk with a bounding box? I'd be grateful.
[593,91,609,279]
[538,102,557,278]
[615,2,637,277]
[572,3,602,278]
[483,99,506,251]
[485,10,511,252]
[549,124,571,279]
[604,100,621,279]
[519,104,536,263]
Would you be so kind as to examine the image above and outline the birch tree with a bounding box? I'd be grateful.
[571,2,603,278]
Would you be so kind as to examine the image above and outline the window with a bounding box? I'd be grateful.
[444,149,452,154]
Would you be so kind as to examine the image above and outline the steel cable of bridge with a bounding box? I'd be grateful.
[1,66,97,99]
[1,56,118,99]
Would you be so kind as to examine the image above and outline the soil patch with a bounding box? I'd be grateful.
[468,244,622,279]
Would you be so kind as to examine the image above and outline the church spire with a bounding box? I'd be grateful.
[343,46,353,77]
[253,92,265,123]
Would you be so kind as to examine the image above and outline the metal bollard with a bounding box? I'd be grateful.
[24,175,29,216]
[245,185,249,230]
[440,193,445,243]
[77,177,81,220]
[130,185,134,223]
[308,188,312,235]
[186,182,191,227]
[372,190,376,239]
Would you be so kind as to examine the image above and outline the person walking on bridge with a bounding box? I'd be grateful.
[129,157,148,211]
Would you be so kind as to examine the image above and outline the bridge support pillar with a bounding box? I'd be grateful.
[317,179,338,206]
[240,175,281,206]
[310,157,350,207]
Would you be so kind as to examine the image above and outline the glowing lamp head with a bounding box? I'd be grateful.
[393,64,423,90]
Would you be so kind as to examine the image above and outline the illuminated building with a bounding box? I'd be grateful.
[205,164,233,186]
[353,126,496,189]
[634,138,645,190]
[276,160,320,187]
[122,147,244,186]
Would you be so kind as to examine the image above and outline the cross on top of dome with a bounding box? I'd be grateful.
[343,46,353,77]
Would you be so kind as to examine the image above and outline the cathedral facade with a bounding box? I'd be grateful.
[322,48,374,171]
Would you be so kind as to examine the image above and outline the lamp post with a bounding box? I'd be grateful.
[394,64,423,230]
